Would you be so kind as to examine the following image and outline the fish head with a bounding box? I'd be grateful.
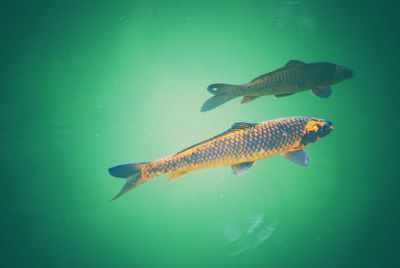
[332,65,354,83]
[300,118,334,146]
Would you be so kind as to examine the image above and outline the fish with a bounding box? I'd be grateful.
[200,60,354,112]
[108,116,334,199]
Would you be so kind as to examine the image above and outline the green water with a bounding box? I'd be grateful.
[2,0,399,267]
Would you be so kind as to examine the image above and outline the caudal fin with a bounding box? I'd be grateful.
[200,83,239,112]
[108,162,149,200]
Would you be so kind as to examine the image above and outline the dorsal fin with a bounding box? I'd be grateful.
[230,122,257,131]
[286,60,306,68]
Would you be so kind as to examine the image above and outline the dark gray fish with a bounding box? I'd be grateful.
[201,60,354,112]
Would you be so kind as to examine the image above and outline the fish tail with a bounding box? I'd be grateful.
[108,162,150,200]
[200,83,241,112]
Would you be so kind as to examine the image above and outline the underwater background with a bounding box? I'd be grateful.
[2,0,400,267]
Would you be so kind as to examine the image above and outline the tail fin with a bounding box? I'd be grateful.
[108,162,149,200]
[200,83,239,112]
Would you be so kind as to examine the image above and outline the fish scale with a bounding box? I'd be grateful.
[145,117,309,179]
[248,69,300,94]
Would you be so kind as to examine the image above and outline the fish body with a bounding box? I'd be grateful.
[109,116,334,199]
[201,60,354,112]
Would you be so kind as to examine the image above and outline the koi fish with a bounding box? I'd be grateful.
[108,117,333,199]
[201,60,354,112]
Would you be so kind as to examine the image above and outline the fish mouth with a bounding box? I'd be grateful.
[326,120,334,130]
[347,69,355,78]
[337,66,355,79]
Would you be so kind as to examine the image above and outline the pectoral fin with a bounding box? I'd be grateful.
[241,96,260,104]
[311,86,332,98]
[282,150,309,167]
[274,93,294,98]
[231,162,254,175]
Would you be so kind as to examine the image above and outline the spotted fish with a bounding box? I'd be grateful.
[201,60,354,112]
[108,117,334,199]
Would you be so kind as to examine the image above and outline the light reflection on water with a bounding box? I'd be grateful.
[223,212,278,256]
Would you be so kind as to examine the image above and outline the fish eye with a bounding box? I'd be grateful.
[317,123,333,138]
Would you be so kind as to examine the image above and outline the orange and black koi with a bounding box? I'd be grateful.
[108,117,334,199]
